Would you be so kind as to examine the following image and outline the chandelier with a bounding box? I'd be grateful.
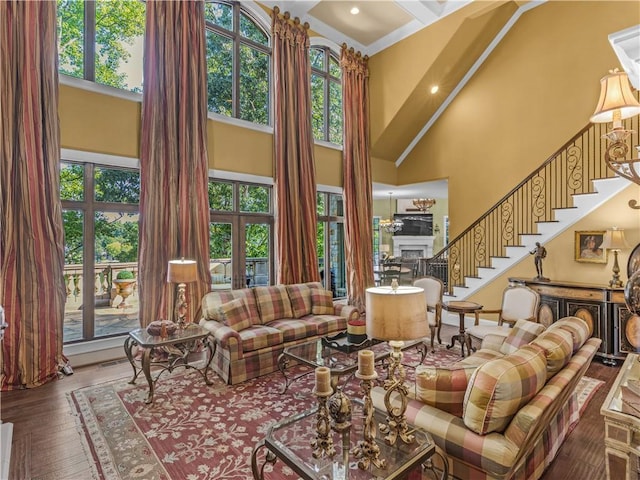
[412,198,436,212]
[590,69,640,205]
[380,193,403,234]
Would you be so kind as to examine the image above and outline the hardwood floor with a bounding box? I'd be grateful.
[0,331,620,480]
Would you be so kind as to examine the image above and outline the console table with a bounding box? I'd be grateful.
[510,277,633,365]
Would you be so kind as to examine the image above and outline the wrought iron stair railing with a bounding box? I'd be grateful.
[424,113,640,295]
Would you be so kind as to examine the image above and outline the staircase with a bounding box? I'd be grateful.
[424,113,640,299]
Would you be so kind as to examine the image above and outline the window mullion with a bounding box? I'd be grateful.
[83,163,96,339]
[84,0,96,82]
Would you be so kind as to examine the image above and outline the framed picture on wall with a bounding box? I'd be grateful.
[575,231,608,263]
[628,243,640,278]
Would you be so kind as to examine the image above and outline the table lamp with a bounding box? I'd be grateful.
[600,228,630,287]
[365,285,427,445]
[167,258,198,328]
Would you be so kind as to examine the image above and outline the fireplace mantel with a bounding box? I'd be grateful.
[392,236,435,259]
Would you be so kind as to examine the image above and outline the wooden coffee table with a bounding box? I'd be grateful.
[123,323,215,404]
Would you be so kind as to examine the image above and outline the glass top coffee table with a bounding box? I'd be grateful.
[277,334,426,393]
[251,399,446,479]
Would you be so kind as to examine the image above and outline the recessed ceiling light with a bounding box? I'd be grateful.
[350,7,360,15]
[430,85,439,94]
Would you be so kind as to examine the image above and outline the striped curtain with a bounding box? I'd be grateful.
[341,45,374,312]
[0,1,66,389]
[271,7,320,285]
[138,0,210,327]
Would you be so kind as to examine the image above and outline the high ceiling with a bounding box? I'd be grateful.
[259,0,473,56]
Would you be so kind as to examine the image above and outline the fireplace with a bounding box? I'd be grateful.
[392,235,435,259]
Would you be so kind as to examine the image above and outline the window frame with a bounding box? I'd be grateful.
[309,43,343,145]
[204,0,272,125]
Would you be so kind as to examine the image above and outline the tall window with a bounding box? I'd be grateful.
[209,179,274,290]
[61,162,140,343]
[317,192,346,297]
[57,0,145,92]
[310,46,342,144]
[205,1,271,125]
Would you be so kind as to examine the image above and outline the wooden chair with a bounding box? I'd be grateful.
[413,276,445,351]
[465,285,540,351]
[379,262,402,286]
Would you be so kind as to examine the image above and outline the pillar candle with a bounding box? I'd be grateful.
[315,366,331,395]
[358,349,375,376]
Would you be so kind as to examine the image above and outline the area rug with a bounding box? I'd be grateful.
[68,345,603,480]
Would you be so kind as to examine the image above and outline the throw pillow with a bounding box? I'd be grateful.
[286,283,313,318]
[254,285,294,323]
[415,365,478,417]
[218,298,253,332]
[530,327,573,379]
[311,288,334,315]
[499,319,546,355]
[547,316,590,353]
[463,343,547,435]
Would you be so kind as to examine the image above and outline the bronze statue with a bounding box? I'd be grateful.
[530,242,549,282]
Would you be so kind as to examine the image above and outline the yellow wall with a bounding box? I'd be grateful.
[379,1,640,238]
[60,85,140,157]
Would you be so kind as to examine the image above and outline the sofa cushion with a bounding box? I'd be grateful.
[302,315,348,336]
[286,283,313,318]
[202,289,261,326]
[456,348,503,368]
[311,288,334,315]
[499,319,546,355]
[254,285,294,324]
[218,298,253,332]
[463,343,547,435]
[238,325,284,352]
[530,328,574,379]
[547,316,590,353]
[267,318,319,342]
[416,364,478,417]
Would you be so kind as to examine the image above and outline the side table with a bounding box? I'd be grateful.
[601,353,640,479]
[443,300,482,357]
[124,323,216,404]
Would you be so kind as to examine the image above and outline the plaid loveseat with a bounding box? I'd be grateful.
[199,282,359,384]
[372,316,600,480]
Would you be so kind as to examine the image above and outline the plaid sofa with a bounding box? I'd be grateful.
[372,316,600,480]
[199,282,359,384]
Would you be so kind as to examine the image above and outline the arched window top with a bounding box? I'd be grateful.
[205,0,272,125]
[309,42,343,145]
[205,0,270,47]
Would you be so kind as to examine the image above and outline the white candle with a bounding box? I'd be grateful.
[315,366,331,395]
[358,350,375,376]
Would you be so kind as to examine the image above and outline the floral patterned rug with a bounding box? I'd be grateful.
[68,344,603,480]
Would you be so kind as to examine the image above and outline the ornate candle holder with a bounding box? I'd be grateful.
[328,386,352,470]
[311,386,336,458]
[352,370,386,470]
[379,342,414,445]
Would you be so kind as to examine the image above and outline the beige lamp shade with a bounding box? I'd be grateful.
[167,259,198,283]
[601,228,630,251]
[366,286,428,341]
[380,244,390,253]
[590,70,640,125]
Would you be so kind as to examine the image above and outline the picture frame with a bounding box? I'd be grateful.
[575,231,608,263]
[627,243,640,278]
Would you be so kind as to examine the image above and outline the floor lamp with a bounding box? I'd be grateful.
[167,258,198,329]
[365,285,427,445]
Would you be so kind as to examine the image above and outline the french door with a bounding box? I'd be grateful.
[209,214,274,290]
